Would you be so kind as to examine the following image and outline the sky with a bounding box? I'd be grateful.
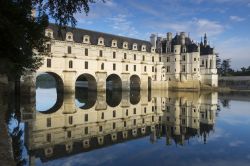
[72,0,250,69]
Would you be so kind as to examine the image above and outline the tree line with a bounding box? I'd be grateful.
[216,54,250,76]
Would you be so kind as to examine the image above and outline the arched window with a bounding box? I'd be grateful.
[69,60,73,68]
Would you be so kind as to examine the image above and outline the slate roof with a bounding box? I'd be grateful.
[48,23,153,52]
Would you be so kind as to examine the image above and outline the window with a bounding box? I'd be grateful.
[85,48,88,56]
[134,54,136,60]
[69,116,73,125]
[113,63,116,70]
[182,55,186,61]
[124,121,127,127]
[113,123,116,129]
[133,119,136,125]
[134,65,136,71]
[126,64,128,71]
[67,131,71,138]
[113,110,116,117]
[143,55,145,61]
[144,107,146,113]
[85,114,88,122]
[167,57,170,62]
[46,44,51,52]
[194,58,196,61]
[152,106,154,112]
[99,50,103,57]
[47,59,51,68]
[144,66,147,72]
[152,116,154,122]
[99,126,103,132]
[85,127,88,134]
[47,133,51,142]
[124,53,127,59]
[68,46,71,54]
[126,109,128,116]
[113,52,116,59]
[159,57,161,62]
[85,61,88,69]
[69,60,73,68]
[142,118,145,124]
[133,108,136,114]
[101,63,104,70]
[194,68,196,72]
[47,118,51,127]
[101,112,104,119]
[182,65,186,72]
[152,57,154,62]
[202,60,204,65]
[152,66,154,72]
[167,66,170,73]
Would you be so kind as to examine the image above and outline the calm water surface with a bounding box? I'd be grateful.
[8,81,250,166]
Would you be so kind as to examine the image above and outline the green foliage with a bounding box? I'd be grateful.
[0,0,101,76]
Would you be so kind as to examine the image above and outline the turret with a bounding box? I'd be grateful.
[180,32,186,45]
[150,34,157,48]
[204,33,207,46]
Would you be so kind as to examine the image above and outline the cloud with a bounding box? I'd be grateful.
[229,140,245,147]
[106,14,139,37]
[230,16,245,22]
[153,18,225,39]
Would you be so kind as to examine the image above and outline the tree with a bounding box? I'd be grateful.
[0,0,101,78]
[221,59,232,76]
[216,53,222,75]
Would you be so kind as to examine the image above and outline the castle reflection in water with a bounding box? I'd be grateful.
[21,89,218,164]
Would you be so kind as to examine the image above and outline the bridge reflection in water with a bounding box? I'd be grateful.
[22,87,218,165]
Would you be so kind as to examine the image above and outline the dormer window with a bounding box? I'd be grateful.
[151,47,155,53]
[141,45,146,51]
[123,42,128,49]
[45,29,53,38]
[66,32,73,41]
[132,43,137,50]
[98,37,104,45]
[83,35,90,44]
[112,40,117,47]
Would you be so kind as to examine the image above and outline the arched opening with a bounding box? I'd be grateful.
[36,72,64,113]
[130,89,140,105]
[106,74,122,107]
[75,74,97,109]
[148,77,152,90]
[130,75,141,91]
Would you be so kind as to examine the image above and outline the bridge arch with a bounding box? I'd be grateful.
[75,74,97,109]
[130,89,141,105]
[36,72,64,114]
[106,74,122,91]
[130,75,141,90]
[106,74,122,107]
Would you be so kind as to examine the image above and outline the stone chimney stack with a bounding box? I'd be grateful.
[150,34,157,48]
[180,32,186,45]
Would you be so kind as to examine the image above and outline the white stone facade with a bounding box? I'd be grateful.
[37,24,218,92]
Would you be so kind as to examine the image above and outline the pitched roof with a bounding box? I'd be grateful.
[48,23,153,52]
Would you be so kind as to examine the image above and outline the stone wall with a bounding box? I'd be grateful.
[219,76,250,90]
